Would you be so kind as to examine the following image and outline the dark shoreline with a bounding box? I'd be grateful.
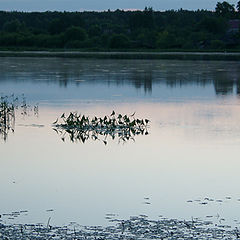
[1,51,240,60]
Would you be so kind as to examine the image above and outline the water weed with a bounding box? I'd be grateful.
[53,111,150,144]
[0,94,38,141]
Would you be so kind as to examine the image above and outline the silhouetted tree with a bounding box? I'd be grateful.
[3,19,24,33]
[64,26,87,42]
[0,2,239,50]
[88,25,102,37]
[237,1,240,12]
[215,1,235,17]
[109,34,130,48]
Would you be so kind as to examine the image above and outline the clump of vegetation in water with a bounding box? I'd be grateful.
[53,111,150,144]
[0,95,16,141]
[0,94,39,141]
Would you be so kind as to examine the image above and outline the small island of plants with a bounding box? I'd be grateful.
[53,111,150,144]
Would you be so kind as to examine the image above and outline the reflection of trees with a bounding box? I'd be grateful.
[129,71,152,94]
[1,58,240,97]
[164,72,211,88]
[236,80,240,96]
[163,68,240,96]
[214,77,234,95]
[212,68,240,96]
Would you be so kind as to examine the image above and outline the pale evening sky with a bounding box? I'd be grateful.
[0,0,238,12]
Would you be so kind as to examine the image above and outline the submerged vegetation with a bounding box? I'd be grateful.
[53,111,149,144]
[0,95,38,141]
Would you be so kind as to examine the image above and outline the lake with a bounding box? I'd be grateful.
[1,57,240,229]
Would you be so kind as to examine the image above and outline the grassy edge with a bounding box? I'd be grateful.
[1,50,240,60]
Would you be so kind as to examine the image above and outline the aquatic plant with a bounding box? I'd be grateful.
[0,95,16,141]
[53,111,150,144]
[0,94,39,141]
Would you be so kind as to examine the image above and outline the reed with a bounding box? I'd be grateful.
[0,94,38,141]
[0,95,17,141]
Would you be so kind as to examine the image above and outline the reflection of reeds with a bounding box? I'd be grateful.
[53,111,150,144]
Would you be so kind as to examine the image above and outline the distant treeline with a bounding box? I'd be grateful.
[0,1,240,50]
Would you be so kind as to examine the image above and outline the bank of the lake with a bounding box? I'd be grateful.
[0,215,239,240]
[1,51,240,60]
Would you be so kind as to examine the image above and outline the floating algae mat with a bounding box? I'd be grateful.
[0,94,38,141]
[53,111,150,144]
[1,215,240,239]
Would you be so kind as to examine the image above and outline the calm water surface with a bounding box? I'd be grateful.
[1,57,240,227]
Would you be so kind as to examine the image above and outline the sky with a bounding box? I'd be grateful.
[0,0,238,12]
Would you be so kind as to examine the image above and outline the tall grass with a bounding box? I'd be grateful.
[0,96,16,141]
[0,94,38,141]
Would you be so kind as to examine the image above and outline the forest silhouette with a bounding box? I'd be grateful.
[0,1,240,50]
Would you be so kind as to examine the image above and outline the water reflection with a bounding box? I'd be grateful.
[1,58,240,227]
[0,58,240,96]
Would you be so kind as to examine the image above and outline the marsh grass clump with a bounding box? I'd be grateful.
[0,94,39,141]
[0,95,17,141]
[53,111,150,144]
